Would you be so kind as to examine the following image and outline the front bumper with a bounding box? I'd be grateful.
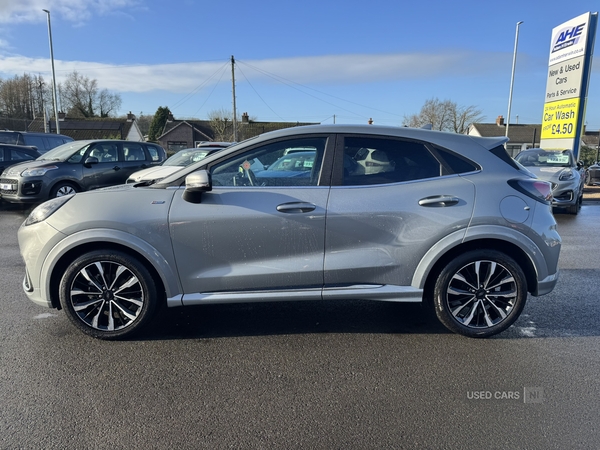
[0,177,47,203]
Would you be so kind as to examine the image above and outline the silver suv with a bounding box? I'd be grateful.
[18,125,561,340]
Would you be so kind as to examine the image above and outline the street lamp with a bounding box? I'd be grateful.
[506,21,523,143]
[43,9,60,134]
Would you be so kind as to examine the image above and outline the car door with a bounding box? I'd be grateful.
[118,142,153,179]
[168,135,333,304]
[81,142,126,190]
[323,134,476,295]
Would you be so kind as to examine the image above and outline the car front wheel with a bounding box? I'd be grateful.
[59,250,158,340]
[433,250,527,338]
[50,182,79,198]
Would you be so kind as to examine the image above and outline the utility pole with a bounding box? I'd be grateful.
[506,21,523,143]
[43,9,60,134]
[231,55,238,142]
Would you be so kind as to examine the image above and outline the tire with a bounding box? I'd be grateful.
[567,195,582,215]
[432,250,527,338]
[59,250,158,340]
[50,182,79,198]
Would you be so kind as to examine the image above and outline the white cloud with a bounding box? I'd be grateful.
[0,52,511,93]
[0,0,140,24]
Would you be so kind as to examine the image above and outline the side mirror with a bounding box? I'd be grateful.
[84,156,99,167]
[182,170,212,203]
[577,161,584,169]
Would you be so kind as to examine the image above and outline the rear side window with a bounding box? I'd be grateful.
[123,143,146,161]
[342,136,442,186]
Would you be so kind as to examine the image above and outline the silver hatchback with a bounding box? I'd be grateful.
[18,125,561,340]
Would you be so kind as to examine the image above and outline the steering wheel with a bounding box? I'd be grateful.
[244,167,257,186]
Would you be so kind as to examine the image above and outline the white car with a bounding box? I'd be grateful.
[127,146,228,183]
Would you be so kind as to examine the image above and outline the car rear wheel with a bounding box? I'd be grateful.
[433,250,527,338]
[50,182,79,198]
[59,250,158,340]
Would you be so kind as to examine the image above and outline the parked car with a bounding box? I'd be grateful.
[127,146,228,184]
[18,124,561,340]
[585,161,600,186]
[0,143,41,173]
[514,149,585,215]
[0,130,73,153]
[1,140,166,203]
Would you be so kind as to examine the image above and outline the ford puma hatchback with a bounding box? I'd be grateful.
[18,125,561,340]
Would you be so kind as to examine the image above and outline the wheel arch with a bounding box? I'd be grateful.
[413,229,541,302]
[43,231,178,310]
[48,178,83,198]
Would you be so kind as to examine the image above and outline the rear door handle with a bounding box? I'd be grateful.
[276,202,316,213]
[418,195,460,207]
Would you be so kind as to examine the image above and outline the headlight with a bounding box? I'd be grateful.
[559,169,574,181]
[24,195,73,226]
[21,166,58,177]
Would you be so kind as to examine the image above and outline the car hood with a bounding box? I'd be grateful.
[2,159,60,176]
[526,166,575,183]
[128,165,183,182]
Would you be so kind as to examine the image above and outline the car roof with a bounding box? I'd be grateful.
[245,124,508,151]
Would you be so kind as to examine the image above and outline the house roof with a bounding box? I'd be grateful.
[158,120,213,141]
[158,119,318,142]
[27,117,138,140]
[470,123,541,145]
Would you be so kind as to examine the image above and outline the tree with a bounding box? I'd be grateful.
[579,145,598,167]
[403,98,484,133]
[0,73,49,120]
[59,71,121,118]
[147,106,172,142]
[135,112,154,137]
[208,108,234,142]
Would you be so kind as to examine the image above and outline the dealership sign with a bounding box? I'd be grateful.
[540,12,597,156]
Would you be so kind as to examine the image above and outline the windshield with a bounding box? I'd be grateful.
[36,140,91,162]
[515,150,573,168]
[0,132,19,144]
[164,149,213,167]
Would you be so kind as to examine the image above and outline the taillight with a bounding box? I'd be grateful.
[507,179,552,204]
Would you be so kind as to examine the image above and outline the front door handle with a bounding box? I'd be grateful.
[418,195,460,207]
[112,165,121,171]
[276,202,316,213]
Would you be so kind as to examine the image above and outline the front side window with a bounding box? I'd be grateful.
[342,137,441,186]
[210,137,327,187]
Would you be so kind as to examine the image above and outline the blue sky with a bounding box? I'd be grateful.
[0,0,598,129]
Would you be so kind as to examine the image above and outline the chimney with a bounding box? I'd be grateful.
[242,112,249,123]
[57,111,66,121]
[496,115,505,126]
[368,118,373,125]
[127,111,135,122]
[167,113,174,122]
